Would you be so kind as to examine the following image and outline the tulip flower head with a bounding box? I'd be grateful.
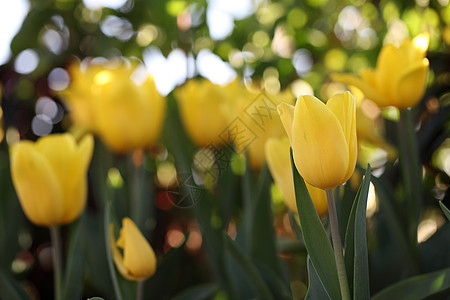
[10,133,93,226]
[278,92,357,190]
[331,34,429,109]
[175,78,237,147]
[60,59,166,153]
[110,218,157,281]
[265,137,328,216]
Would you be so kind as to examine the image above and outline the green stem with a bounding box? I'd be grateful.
[326,189,351,300]
[129,154,144,230]
[397,109,422,247]
[136,280,144,300]
[104,201,124,300]
[50,226,62,300]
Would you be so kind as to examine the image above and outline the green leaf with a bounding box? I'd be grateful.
[248,166,287,286]
[223,233,274,300]
[0,271,31,300]
[172,284,219,300]
[371,175,419,274]
[439,201,450,221]
[62,214,87,300]
[290,149,341,300]
[372,268,450,300]
[305,256,330,300]
[344,165,371,300]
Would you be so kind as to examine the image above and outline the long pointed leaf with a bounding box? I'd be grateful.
[62,214,87,300]
[372,268,450,300]
[305,256,331,300]
[290,150,341,300]
[223,233,274,300]
[439,201,450,221]
[0,270,30,300]
[173,284,218,300]
[344,165,371,300]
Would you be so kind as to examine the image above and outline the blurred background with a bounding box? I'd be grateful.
[0,0,449,299]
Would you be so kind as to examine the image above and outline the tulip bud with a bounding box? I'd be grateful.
[278,92,357,190]
[265,137,328,216]
[174,78,237,147]
[60,60,166,153]
[10,133,93,226]
[110,218,157,281]
[331,34,429,109]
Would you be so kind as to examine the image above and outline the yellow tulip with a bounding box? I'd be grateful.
[10,133,93,226]
[174,78,237,147]
[233,86,295,170]
[278,92,357,190]
[61,60,166,153]
[331,34,429,109]
[110,217,157,281]
[265,137,328,216]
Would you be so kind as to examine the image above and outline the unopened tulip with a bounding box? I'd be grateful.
[265,137,328,216]
[61,60,166,153]
[10,133,93,226]
[278,92,357,190]
[110,218,157,281]
[332,34,429,109]
[233,86,295,170]
[175,78,236,147]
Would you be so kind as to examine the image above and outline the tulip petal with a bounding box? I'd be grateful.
[331,73,387,107]
[291,96,349,189]
[121,218,156,280]
[36,134,91,224]
[78,134,94,172]
[277,102,295,145]
[10,143,63,226]
[306,183,328,216]
[395,59,429,109]
[109,224,137,281]
[326,91,357,183]
[265,137,296,213]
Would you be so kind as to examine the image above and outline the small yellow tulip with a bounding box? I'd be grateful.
[10,133,93,226]
[331,34,429,109]
[61,60,166,153]
[110,218,157,281]
[278,92,357,190]
[174,78,237,147]
[265,137,328,216]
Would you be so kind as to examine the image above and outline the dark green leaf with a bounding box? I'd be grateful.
[344,165,371,300]
[62,214,87,300]
[223,233,274,300]
[172,284,218,300]
[439,201,450,221]
[0,270,31,300]
[248,166,287,284]
[371,175,419,274]
[372,268,450,300]
[290,149,341,300]
[305,256,330,300]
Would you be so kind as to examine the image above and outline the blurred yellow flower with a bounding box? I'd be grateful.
[331,34,429,109]
[110,217,157,281]
[10,133,93,226]
[265,137,328,216]
[233,84,295,170]
[174,78,237,147]
[60,59,166,153]
[278,92,357,190]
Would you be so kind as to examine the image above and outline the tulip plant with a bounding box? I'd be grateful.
[0,1,449,300]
